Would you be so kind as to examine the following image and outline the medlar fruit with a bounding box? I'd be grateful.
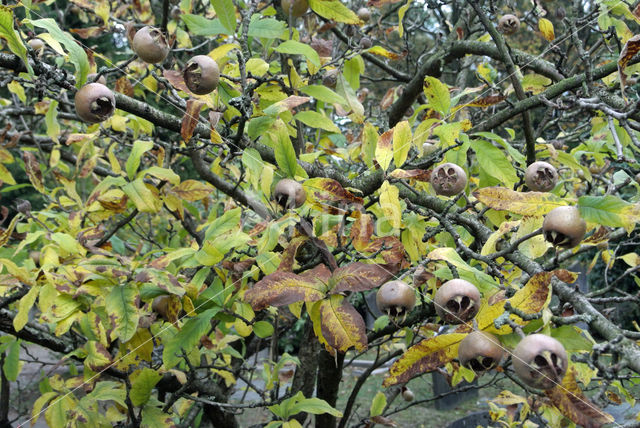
[498,14,520,35]
[458,331,504,372]
[74,83,116,123]
[376,280,416,318]
[183,55,220,95]
[542,206,586,248]
[28,38,44,51]
[430,163,467,196]
[281,0,308,17]
[274,178,306,209]
[359,37,372,49]
[524,161,558,192]
[357,7,371,22]
[132,26,170,64]
[513,334,568,390]
[323,69,338,88]
[402,388,415,402]
[433,279,480,324]
[422,142,438,156]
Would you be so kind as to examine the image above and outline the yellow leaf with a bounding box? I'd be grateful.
[375,129,394,171]
[473,187,568,216]
[393,120,412,168]
[379,181,402,229]
[539,18,555,41]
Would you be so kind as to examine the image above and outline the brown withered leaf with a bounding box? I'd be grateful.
[582,226,610,245]
[299,263,332,283]
[70,26,106,39]
[456,95,506,111]
[552,268,578,284]
[115,76,134,96]
[369,416,398,427]
[380,87,396,110]
[277,236,309,272]
[350,213,374,252]
[367,0,403,8]
[618,34,640,97]
[383,333,467,386]
[388,169,431,182]
[364,236,407,268]
[209,111,223,129]
[331,262,394,293]
[546,366,614,428]
[222,258,256,284]
[304,178,364,208]
[181,99,205,142]
[634,3,640,19]
[319,294,367,353]
[244,269,327,311]
[163,69,189,92]
[367,46,407,61]
[22,151,44,193]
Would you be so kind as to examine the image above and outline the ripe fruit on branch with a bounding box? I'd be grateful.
[28,38,44,51]
[433,279,480,324]
[357,7,371,22]
[431,163,467,196]
[458,331,504,372]
[376,280,416,318]
[512,334,568,389]
[498,15,520,35]
[524,161,558,192]
[183,55,220,95]
[74,83,115,123]
[281,0,308,17]
[274,178,306,209]
[401,387,415,402]
[132,26,170,64]
[323,69,338,88]
[152,295,171,321]
[422,142,437,156]
[542,206,586,248]
[359,37,372,49]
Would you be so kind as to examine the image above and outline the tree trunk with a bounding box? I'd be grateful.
[315,350,345,428]
[291,318,320,424]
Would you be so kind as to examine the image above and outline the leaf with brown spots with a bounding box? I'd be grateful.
[84,341,112,372]
[546,366,614,428]
[163,70,189,92]
[277,236,309,272]
[473,187,567,216]
[304,178,364,208]
[181,99,205,142]
[245,269,328,311]
[172,180,214,201]
[375,128,394,171]
[114,76,134,97]
[388,169,431,181]
[618,34,640,97]
[350,213,374,252]
[331,262,394,293]
[383,333,467,386]
[22,151,44,193]
[319,294,367,353]
[69,26,106,39]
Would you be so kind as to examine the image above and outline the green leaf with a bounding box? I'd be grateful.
[204,207,242,240]
[85,381,126,406]
[105,284,140,343]
[393,120,412,168]
[248,15,286,39]
[253,321,274,338]
[13,285,39,332]
[26,19,88,87]
[551,326,593,351]
[308,0,362,24]
[130,368,162,406]
[370,391,386,417]
[423,76,450,114]
[123,179,161,213]
[473,139,518,187]
[141,405,175,428]
[51,232,81,254]
[163,308,219,368]
[248,116,276,139]
[428,247,500,293]
[210,0,236,33]
[299,85,346,105]
[126,140,154,180]
[45,100,61,143]
[344,55,364,90]
[0,6,33,75]
[288,397,343,417]
[3,338,20,381]
[273,121,299,178]
[294,111,340,133]
[578,195,640,232]
[275,40,320,67]
[181,14,232,36]
[140,166,180,185]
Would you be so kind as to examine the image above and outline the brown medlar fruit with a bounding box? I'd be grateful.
[132,26,170,64]
[87,73,107,85]
[513,334,568,390]
[376,280,416,318]
[323,69,338,88]
[524,161,558,192]
[28,38,44,51]
[635,172,640,184]
[184,55,220,95]
[74,83,116,123]
[422,142,438,156]
[498,14,520,35]
[274,178,306,209]
[433,279,480,324]
[401,388,415,402]
[542,206,586,248]
[430,163,467,196]
[281,0,308,17]
[458,331,504,372]
[359,37,372,49]
[357,7,371,22]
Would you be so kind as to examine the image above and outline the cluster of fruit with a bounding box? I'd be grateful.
[70,26,220,123]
